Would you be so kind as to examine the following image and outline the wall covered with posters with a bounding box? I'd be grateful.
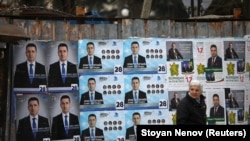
[12,37,250,141]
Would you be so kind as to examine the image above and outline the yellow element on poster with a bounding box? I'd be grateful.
[197,63,205,75]
[227,62,235,75]
[170,63,179,76]
[246,62,250,72]
[172,113,177,125]
[229,111,235,124]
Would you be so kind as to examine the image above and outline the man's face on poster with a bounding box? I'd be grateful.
[87,44,95,56]
[210,47,218,57]
[26,46,37,62]
[213,96,220,107]
[132,79,140,91]
[60,98,70,114]
[133,114,140,125]
[88,80,96,91]
[58,46,68,62]
[28,100,39,116]
[131,43,139,55]
[88,116,96,128]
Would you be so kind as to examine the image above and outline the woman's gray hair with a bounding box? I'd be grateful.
[189,80,203,92]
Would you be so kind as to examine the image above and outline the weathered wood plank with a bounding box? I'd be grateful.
[131,19,145,37]
[196,22,209,38]
[207,22,222,37]
[174,21,182,38]
[78,24,93,39]
[244,21,250,36]
[94,24,117,39]
[185,22,196,38]
[221,21,232,37]
[121,19,133,39]
[232,21,245,37]
[146,20,171,38]
[54,21,66,41]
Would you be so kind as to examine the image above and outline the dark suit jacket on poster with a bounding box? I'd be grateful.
[14,62,47,88]
[51,113,80,140]
[80,91,104,105]
[206,74,215,81]
[168,48,183,59]
[170,98,180,110]
[78,55,102,69]
[48,61,78,87]
[81,127,104,141]
[237,64,245,72]
[210,105,225,119]
[16,115,50,141]
[124,90,147,104]
[126,126,136,140]
[123,55,147,68]
[182,65,193,73]
[207,56,222,68]
[225,48,239,59]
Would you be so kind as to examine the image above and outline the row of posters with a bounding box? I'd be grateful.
[13,38,250,141]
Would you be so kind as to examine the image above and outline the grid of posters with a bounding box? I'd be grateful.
[13,38,250,141]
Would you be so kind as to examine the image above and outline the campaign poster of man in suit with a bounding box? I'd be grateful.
[78,41,102,69]
[237,61,245,73]
[225,42,239,60]
[168,42,183,60]
[209,94,225,120]
[207,44,222,69]
[124,76,147,104]
[51,94,80,140]
[48,42,79,87]
[16,95,50,141]
[125,112,141,140]
[224,41,245,61]
[13,42,47,88]
[123,41,147,68]
[81,114,104,141]
[206,72,215,82]
[80,77,104,105]
[169,92,181,111]
[181,61,193,73]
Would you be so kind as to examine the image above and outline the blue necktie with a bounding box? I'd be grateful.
[134,92,138,103]
[134,56,137,68]
[65,115,68,135]
[89,57,93,68]
[90,93,94,104]
[29,64,33,83]
[91,128,95,141]
[62,63,66,83]
[32,118,37,138]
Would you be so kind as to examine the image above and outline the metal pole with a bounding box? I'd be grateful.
[191,0,194,17]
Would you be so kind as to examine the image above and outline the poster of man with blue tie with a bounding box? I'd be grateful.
[124,74,168,109]
[49,92,80,140]
[79,74,125,110]
[123,38,166,74]
[13,41,47,93]
[47,41,79,92]
[80,111,123,141]
[78,39,124,75]
[15,94,50,141]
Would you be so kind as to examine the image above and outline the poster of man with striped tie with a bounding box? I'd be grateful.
[193,39,225,85]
